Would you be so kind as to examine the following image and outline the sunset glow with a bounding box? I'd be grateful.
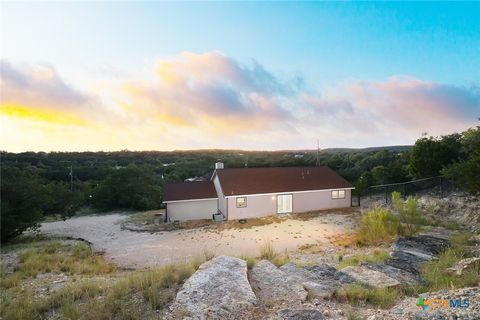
[1,2,479,151]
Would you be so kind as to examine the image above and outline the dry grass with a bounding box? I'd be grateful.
[0,238,213,320]
[333,284,404,309]
[421,232,479,291]
[259,242,290,267]
[337,249,390,269]
[290,207,356,221]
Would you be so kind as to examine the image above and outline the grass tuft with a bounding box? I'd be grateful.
[259,242,290,267]
[337,249,390,269]
[333,284,402,309]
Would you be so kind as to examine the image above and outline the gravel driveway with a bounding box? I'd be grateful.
[41,212,355,269]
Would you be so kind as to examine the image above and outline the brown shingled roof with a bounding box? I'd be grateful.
[163,181,217,202]
[215,166,352,196]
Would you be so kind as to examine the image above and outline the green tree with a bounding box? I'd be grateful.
[92,165,162,211]
[442,127,480,195]
[1,166,49,242]
[409,134,462,178]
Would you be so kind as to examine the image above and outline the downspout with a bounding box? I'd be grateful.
[225,197,228,221]
[164,204,168,223]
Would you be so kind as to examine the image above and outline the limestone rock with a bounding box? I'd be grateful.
[172,256,256,319]
[302,281,332,300]
[278,262,356,299]
[341,266,401,288]
[277,309,325,320]
[250,260,308,304]
[394,233,450,257]
[445,257,480,276]
[360,262,420,285]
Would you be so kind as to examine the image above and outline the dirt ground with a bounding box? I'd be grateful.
[40,210,358,269]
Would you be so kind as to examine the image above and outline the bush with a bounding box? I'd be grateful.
[356,206,400,246]
[391,191,425,236]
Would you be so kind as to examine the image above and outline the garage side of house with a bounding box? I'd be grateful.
[163,181,218,221]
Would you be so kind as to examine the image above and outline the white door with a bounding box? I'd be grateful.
[277,194,292,214]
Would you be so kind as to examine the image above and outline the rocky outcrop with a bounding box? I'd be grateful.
[279,263,355,298]
[360,262,420,285]
[250,260,308,304]
[171,256,256,319]
[387,232,450,274]
[340,266,401,288]
[418,194,480,233]
[446,257,480,276]
[277,309,326,320]
[388,286,480,320]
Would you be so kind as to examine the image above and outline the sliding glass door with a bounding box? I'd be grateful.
[277,194,292,214]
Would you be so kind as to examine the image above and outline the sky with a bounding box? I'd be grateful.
[1,2,479,152]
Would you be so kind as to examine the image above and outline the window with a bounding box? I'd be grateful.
[236,197,247,208]
[331,190,346,199]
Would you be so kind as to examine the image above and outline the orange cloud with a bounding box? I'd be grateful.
[1,56,479,152]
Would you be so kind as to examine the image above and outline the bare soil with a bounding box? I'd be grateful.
[41,210,358,269]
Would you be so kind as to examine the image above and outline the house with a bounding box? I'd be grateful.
[163,162,353,222]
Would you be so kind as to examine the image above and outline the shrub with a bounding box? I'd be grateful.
[356,206,400,246]
[391,191,425,236]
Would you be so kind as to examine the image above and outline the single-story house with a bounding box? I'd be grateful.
[163,162,353,221]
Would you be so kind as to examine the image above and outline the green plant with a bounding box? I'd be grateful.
[391,192,425,236]
[337,249,390,269]
[334,284,402,309]
[355,206,400,246]
[240,255,257,269]
[421,232,478,291]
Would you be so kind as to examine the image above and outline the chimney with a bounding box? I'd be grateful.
[215,160,224,170]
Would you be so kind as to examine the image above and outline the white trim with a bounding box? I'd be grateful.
[164,197,218,204]
[225,187,354,199]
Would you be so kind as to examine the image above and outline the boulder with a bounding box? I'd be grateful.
[279,263,356,297]
[250,260,308,304]
[445,257,480,276]
[394,233,450,256]
[360,262,420,285]
[277,309,325,320]
[172,256,256,319]
[386,249,432,274]
[341,265,401,288]
[302,281,332,300]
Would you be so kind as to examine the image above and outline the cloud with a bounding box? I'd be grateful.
[1,53,479,151]
[120,52,298,134]
[300,76,479,145]
[1,60,89,109]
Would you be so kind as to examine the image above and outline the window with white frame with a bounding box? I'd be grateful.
[331,190,346,199]
[236,197,247,208]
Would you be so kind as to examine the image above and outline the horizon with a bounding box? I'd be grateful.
[1,144,412,154]
[1,2,479,152]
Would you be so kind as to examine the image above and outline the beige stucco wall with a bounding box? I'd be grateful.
[227,193,277,220]
[292,189,351,212]
[227,189,352,220]
[213,175,226,215]
[167,199,218,221]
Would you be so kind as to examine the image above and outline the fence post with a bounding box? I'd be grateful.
[440,177,443,197]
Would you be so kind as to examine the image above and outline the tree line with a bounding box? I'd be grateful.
[1,127,478,241]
